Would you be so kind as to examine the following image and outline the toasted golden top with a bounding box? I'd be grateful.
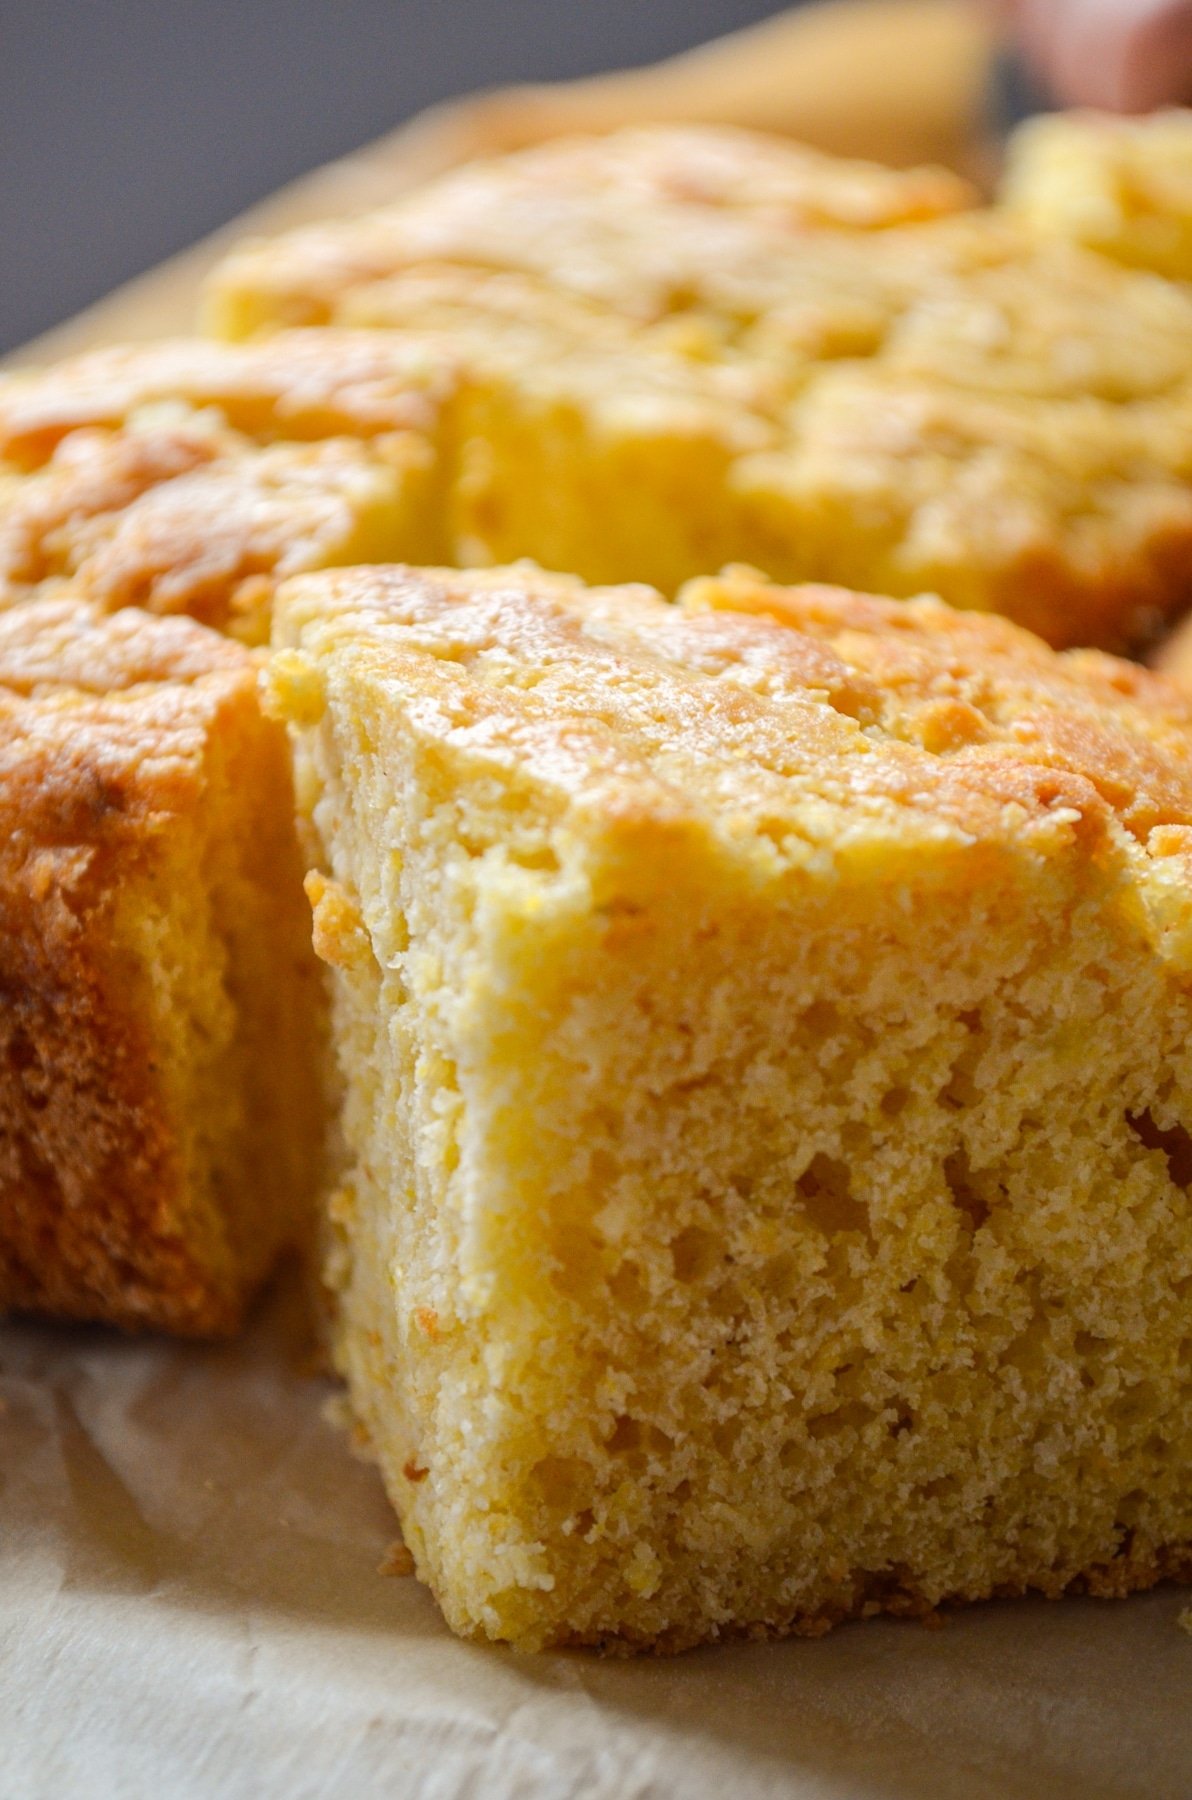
[11,122,1192,657]
[491,125,976,228]
[272,564,1192,934]
[0,598,263,870]
[0,332,452,641]
[0,329,453,470]
[0,592,247,694]
[207,126,974,340]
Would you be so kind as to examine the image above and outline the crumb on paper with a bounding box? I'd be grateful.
[378,1540,416,1578]
[321,1392,354,1432]
[321,1391,377,1460]
[1177,1607,1192,1636]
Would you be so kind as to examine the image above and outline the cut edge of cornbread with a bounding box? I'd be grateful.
[0,599,327,1334]
[271,562,1192,1652]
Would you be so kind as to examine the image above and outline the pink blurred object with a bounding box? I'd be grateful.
[997,0,1192,110]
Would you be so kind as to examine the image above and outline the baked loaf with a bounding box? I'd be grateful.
[271,561,1192,1652]
[0,598,325,1333]
[207,121,1192,650]
[10,122,1192,656]
[1004,109,1192,281]
[0,331,454,642]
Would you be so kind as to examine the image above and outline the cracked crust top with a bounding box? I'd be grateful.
[272,562,1192,959]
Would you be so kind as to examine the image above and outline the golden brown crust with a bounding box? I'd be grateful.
[0,849,227,1334]
[0,334,453,640]
[205,126,975,336]
[0,329,453,467]
[12,118,1192,654]
[685,568,1192,846]
[275,562,1192,879]
[0,600,268,1333]
[739,367,1192,651]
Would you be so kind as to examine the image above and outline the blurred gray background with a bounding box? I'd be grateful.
[1,0,795,354]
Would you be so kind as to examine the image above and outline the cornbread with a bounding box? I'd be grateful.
[1003,110,1192,281]
[208,121,1192,649]
[11,122,1192,654]
[271,561,1192,1652]
[0,598,324,1334]
[207,126,977,340]
[0,331,455,642]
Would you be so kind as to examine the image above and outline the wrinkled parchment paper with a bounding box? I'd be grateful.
[3,1276,1190,1799]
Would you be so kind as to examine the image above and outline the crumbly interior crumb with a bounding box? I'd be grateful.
[273,564,1192,1650]
[134,674,327,1303]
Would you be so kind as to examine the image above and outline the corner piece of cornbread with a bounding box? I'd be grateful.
[271,562,1192,1652]
[0,598,325,1334]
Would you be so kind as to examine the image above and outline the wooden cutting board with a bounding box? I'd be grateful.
[9,0,993,368]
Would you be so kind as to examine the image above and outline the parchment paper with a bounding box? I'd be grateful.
[3,1276,1190,1799]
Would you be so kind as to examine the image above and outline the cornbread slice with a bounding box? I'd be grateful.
[0,598,325,1334]
[206,125,976,341]
[0,331,456,641]
[1003,109,1192,281]
[736,370,1192,652]
[272,561,1192,1652]
[205,122,1192,649]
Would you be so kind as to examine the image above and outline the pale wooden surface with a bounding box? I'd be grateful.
[10,0,994,368]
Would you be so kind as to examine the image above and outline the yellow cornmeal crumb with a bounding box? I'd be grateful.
[1003,110,1192,281]
[206,119,1192,651]
[1178,1607,1192,1635]
[378,1540,416,1578]
[207,125,976,339]
[272,561,1192,1653]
